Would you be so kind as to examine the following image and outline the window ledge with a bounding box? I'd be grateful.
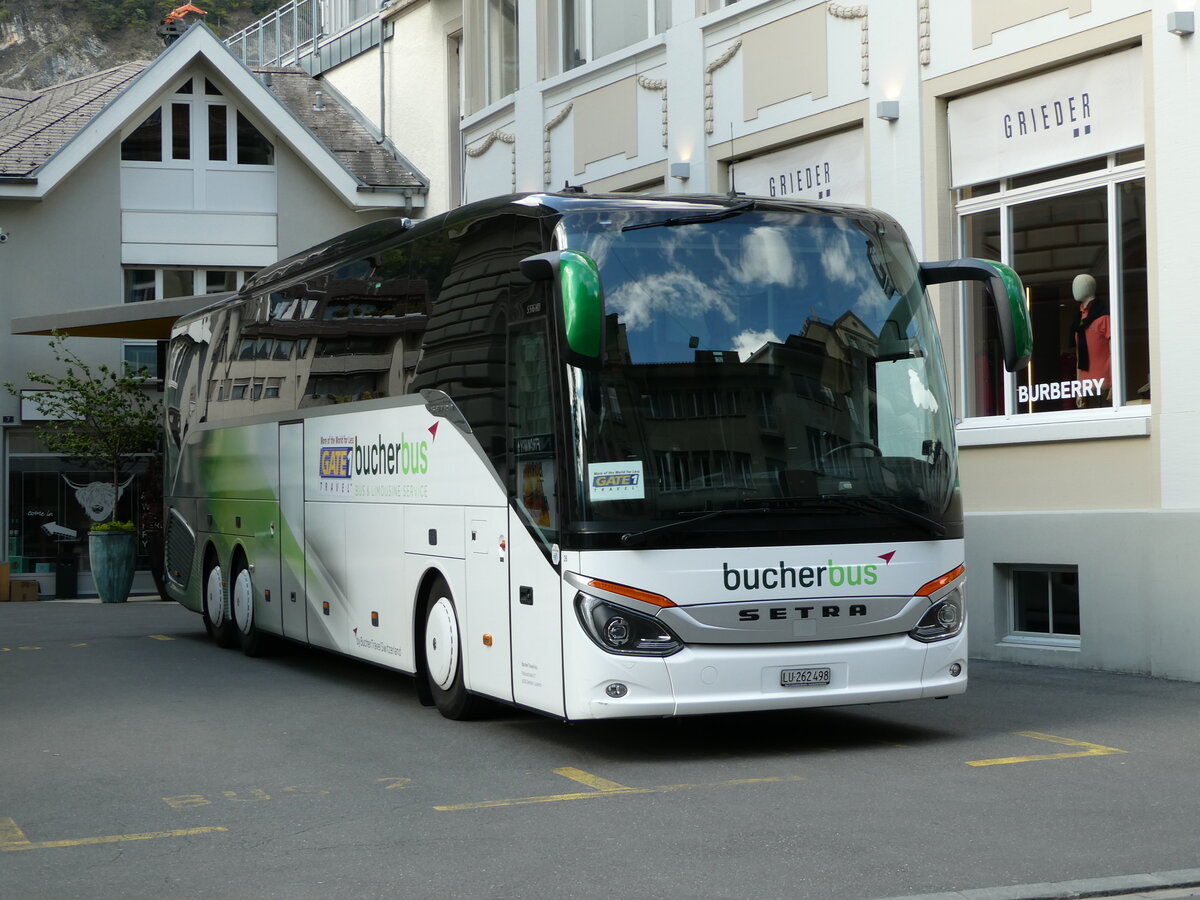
[956,407,1151,447]
[999,634,1081,650]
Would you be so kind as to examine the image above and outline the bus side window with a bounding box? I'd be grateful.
[509,320,558,543]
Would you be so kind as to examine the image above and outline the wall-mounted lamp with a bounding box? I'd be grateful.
[669,162,691,180]
[1168,10,1195,34]
[876,100,900,122]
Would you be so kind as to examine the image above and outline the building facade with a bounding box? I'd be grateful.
[0,23,425,595]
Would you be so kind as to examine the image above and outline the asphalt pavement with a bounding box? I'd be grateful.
[3,595,1199,900]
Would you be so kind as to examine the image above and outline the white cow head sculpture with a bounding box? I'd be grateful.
[64,475,136,523]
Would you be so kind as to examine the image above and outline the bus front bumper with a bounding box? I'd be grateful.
[563,631,967,720]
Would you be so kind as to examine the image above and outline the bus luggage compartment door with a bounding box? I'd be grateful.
[279,422,307,642]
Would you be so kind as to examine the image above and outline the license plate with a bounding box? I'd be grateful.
[780,666,831,687]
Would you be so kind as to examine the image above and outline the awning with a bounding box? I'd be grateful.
[10,292,233,340]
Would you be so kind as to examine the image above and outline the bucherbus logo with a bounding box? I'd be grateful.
[354,433,429,476]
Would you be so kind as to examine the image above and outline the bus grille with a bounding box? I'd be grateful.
[165,509,196,590]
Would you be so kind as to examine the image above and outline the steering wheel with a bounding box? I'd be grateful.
[821,441,882,462]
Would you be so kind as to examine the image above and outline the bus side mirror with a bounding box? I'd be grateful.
[520,250,605,370]
[920,258,1032,372]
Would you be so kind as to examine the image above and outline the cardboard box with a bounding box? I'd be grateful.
[9,580,39,602]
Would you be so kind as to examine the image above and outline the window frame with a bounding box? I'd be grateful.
[1001,564,1081,648]
[123,267,255,303]
[120,76,274,171]
[954,153,1149,441]
[559,0,668,73]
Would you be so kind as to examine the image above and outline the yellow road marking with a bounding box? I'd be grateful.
[967,731,1127,767]
[1,818,30,846]
[0,816,226,852]
[71,643,87,647]
[553,767,632,792]
[148,634,174,641]
[435,768,804,811]
[376,777,412,791]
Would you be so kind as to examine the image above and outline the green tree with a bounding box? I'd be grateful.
[5,333,161,524]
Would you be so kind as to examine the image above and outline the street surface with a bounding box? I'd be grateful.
[2,599,1199,900]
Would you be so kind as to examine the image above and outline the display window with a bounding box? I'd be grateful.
[956,154,1148,420]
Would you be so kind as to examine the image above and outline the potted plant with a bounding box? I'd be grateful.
[6,333,162,603]
[88,520,138,604]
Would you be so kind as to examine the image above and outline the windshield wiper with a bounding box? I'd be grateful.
[621,199,756,233]
[821,495,946,538]
[620,506,771,547]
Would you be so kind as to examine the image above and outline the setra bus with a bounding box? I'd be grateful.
[162,192,1031,720]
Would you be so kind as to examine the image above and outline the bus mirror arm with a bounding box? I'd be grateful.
[920,259,1032,372]
[519,252,559,281]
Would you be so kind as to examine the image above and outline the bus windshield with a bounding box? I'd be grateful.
[560,204,960,549]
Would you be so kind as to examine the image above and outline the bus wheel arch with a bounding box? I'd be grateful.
[202,544,238,649]
[415,569,484,720]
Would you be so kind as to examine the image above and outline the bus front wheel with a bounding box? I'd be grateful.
[423,581,484,720]
[203,559,239,649]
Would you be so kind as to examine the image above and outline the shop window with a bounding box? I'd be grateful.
[1009,566,1080,641]
[958,156,1148,419]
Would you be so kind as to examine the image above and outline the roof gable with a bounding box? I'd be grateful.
[0,23,425,208]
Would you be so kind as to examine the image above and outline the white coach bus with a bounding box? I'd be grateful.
[162,192,1031,721]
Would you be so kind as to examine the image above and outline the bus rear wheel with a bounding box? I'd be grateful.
[231,561,270,657]
[203,559,239,649]
[423,581,484,720]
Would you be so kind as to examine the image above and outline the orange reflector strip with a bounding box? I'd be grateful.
[482,634,493,647]
[916,564,965,597]
[587,578,676,608]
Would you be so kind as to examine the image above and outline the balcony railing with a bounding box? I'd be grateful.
[225,0,380,69]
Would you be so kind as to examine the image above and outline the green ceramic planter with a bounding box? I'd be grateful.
[89,530,136,604]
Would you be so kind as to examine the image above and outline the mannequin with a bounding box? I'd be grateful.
[1072,273,1111,408]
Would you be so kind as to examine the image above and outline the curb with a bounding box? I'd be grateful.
[872,869,1200,900]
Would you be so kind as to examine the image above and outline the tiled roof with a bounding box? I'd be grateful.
[0,59,425,190]
[0,64,147,177]
[256,66,426,190]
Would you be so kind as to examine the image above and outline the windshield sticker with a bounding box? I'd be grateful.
[589,461,645,502]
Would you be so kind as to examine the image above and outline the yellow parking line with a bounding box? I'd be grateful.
[435,769,805,811]
[553,767,632,792]
[0,816,226,852]
[967,731,1127,767]
[148,634,174,641]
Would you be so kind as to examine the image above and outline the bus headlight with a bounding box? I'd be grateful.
[909,589,964,643]
[575,592,682,657]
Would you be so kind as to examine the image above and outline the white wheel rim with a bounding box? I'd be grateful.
[426,596,458,690]
[205,566,225,627]
[232,569,254,635]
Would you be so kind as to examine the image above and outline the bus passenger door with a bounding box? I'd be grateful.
[507,319,565,717]
[279,422,307,642]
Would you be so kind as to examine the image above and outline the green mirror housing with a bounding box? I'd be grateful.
[520,249,606,369]
[558,250,604,361]
[920,258,1032,372]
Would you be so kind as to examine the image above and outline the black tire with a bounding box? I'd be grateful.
[423,579,485,720]
[231,559,271,657]
[203,557,239,649]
